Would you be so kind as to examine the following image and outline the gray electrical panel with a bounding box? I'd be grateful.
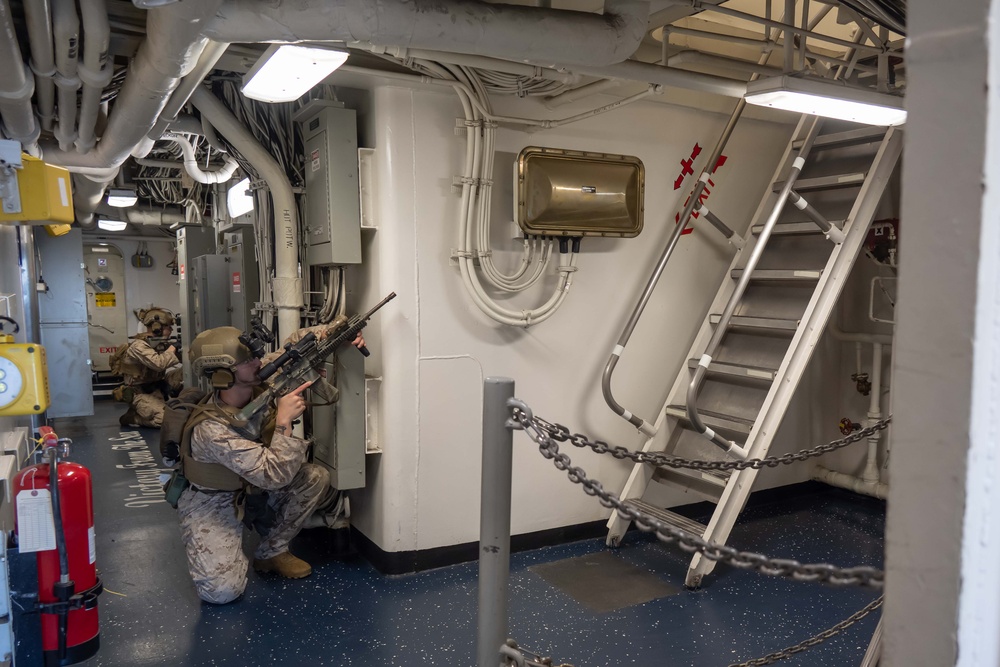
[177,226,216,386]
[192,254,232,334]
[223,229,259,333]
[295,100,361,267]
[311,348,366,490]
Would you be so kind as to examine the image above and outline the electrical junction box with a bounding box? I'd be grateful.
[223,229,260,333]
[294,101,361,267]
[192,254,233,333]
[0,338,50,416]
[311,348,366,490]
[0,153,74,224]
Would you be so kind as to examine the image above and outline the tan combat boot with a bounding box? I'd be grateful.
[253,552,312,579]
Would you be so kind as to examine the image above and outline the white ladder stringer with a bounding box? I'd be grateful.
[607,117,903,590]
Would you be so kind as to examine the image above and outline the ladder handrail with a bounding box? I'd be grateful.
[601,98,748,437]
[685,118,823,459]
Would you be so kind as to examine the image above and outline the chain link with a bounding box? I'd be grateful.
[728,596,883,666]
[527,414,891,473]
[510,404,884,589]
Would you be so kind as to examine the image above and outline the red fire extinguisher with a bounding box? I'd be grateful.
[13,426,102,665]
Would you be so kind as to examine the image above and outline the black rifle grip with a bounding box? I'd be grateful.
[358,344,371,357]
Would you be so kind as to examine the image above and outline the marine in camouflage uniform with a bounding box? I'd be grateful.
[118,307,181,428]
[177,319,358,604]
[177,415,334,604]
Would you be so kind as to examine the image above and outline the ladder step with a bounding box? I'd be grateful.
[622,499,708,536]
[794,126,887,150]
[773,172,867,192]
[652,465,732,495]
[665,404,754,438]
[751,220,846,236]
[709,313,799,334]
[688,358,777,383]
[731,268,822,283]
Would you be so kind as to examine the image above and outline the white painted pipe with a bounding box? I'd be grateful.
[124,208,187,226]
[862,343,884,484]
[358,44,578,84]
[141,40,231,155]
[829,320,894,345]
[71,168,119,230]
[76,0,113,153]
[561,58,748,98]
[161,134,240,184]
[205,0,651,67]
[0,0,40,151]
[190,86,302,342]
[813,466,887,499]
[52,0,81,151]
[41,0,225,169]
[23,0,57,133]
[543,79,622,109]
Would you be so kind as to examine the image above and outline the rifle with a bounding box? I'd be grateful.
[230,292,396,436]
[150,336,181,354]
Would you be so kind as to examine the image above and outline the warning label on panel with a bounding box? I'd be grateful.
[95,293,116,307]
[232,272,241,293]
[311,149,320,172]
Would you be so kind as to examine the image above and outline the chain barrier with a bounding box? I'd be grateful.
[527,413,891,473]
[728,595,883,666]
[508,400,884,589]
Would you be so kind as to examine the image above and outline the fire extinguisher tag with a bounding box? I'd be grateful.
[16,489,56,553]
[88,526,96,564]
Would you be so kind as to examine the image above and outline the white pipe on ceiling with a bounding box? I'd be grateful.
[76,0,113,153]
[0,0,40,152]
[190,86,302,343]
[204,0,651,67]
[51,0,81,151]
[22,0,57,134]
[161,133,240,184]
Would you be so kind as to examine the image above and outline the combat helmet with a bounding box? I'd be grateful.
[136,307,175,337]
[189,326,255,389]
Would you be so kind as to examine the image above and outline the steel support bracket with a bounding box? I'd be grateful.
[0,140,23,215]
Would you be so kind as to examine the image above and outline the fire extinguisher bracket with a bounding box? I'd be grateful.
[34,578,103,615]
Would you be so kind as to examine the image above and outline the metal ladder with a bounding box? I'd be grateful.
[606,115,903,588]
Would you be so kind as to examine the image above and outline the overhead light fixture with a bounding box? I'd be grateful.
[242,45,349,103]
[227,177,254,218]
[745,76,906,127]
[97,219,128,232]
[106,187,138,207]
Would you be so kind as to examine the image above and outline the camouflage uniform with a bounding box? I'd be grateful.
[122,337,180,428]
[177,416,335,604]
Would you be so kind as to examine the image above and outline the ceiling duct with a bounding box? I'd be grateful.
[204,0,651,67]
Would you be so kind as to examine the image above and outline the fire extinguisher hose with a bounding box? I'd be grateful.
[47,447,74,661]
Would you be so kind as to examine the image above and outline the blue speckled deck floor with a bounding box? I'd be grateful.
[32,402,883,667]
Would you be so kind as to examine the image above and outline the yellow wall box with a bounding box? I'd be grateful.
[0,155,74,224]
[0,338,51,416]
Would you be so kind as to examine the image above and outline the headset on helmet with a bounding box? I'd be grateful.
[189,326,255,389]
[136,307,175,337]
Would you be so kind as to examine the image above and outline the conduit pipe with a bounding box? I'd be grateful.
[0,0,40,152]
[23,0,57,133]
[76,0,113,153]
[556,59,747,98]
[124,207,187,226]
[814,342,888,499]
[40,0,224,225]
[204,0,650,67]
[161,134,240,184]
[52,0,81,151]
[41,0,224,169]
[356,44,578,84]
[71,168,119,230]
[137,40,231,158]
[191,86,302,342]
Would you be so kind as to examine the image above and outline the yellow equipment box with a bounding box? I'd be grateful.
[0,155,74,224]
[0,339,50,416]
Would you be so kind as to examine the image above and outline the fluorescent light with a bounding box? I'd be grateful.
[227,177,254,218]
[97,219,128,232]
[745,76,906,126]
[242,45,349,103]
[107,187,138,207]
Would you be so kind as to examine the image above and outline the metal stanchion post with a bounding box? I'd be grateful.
[478,377,515,667]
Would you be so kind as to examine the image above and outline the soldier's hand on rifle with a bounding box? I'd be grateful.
[275,380,314,431]
[351,332,365,350]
